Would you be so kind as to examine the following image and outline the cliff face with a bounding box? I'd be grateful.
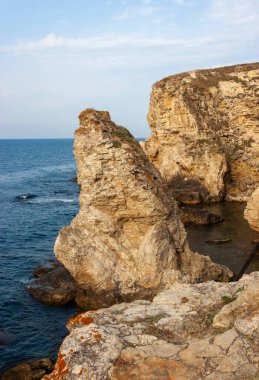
[54,109,231,309]
[245,187,259,232]
[144,63,259,203]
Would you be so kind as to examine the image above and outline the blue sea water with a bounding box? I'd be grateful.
[0,139,258,371]
[0,139,79,369]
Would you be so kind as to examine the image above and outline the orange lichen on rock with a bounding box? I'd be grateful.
[92,331,102,341]
[66,313,94,329]
[44,353,69,380]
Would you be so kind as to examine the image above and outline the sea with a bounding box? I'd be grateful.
[0,139,258,371]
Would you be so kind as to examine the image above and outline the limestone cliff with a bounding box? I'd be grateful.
[144,63,259,203]
[245,187,259,232]
[54,109,231,309]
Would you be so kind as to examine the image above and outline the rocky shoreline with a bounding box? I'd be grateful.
[3,63,258,379]
[43,272,259,380]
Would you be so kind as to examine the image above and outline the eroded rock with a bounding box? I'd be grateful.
[2,358,54,380]
[54,109,231,309]
[27,260,78,306]
[244,187,259,232]
[179,207,223,225]
[44,272,259,380]
[144,63,259,203]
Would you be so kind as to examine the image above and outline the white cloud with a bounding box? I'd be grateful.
[206,0,259,27]
[0,33,221,54]
[113,9,130,20]
[113,5,157,20]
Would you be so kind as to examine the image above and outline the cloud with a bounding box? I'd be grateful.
[113,5,157,20]
[0,33,222,54]
[206,0,259,27]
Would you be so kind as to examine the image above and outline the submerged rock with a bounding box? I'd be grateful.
[54,109,231,309]
[179,207,223,225]
[2,358,53,380]
[27,260,78,306]
[143,63,259,203]
[43,272,259,380]
[70,176,78,184]
[244,187,259,232]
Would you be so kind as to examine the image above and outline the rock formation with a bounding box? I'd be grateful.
[43,272,259,380]
[244,187,259,232]
[2,358,54,380]
[27,260,79,306]
[54,109,231,309]
[143,63,259,203]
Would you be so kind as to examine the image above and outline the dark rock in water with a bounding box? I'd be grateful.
[171,189,201,205]
[70,176,78,184]
[179,207,224,225]
[15,194,37,201]
[28,260,78,306]
[206,239,231,244]
[0,329,13,345]
[2,358,54,380]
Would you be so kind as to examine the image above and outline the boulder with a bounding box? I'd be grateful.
[54,109,231,309]
[43,273,259,380]
[27,260,78,306]
[179,207,223,225]
[244,187,259,232]
[143,63,259,203]
[2,358,53,380]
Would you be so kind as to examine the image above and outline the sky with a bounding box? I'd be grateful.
[0,0,258,138]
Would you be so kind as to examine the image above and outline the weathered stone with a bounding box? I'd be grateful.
[143,63,259,203]
[213,328,238,350]
[43,325,123,380]
[244,187,259,231]
[109,358,202,380]
[2,358,53,380]
[54,109,231,309]
[179,206,223,225]
[27,260,78,306]
[44,273,259,380]
[213,277,259,329]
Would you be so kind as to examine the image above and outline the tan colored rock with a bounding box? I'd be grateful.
[213,278,259,330]
[44,273,259,380]
[144,63,259,203]
[109,358,202,380]
[54,109,231,309]
[244,187,259,231]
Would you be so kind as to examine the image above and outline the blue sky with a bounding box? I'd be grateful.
[0,0,258,138]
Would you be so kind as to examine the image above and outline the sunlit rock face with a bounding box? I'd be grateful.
[44,272,259,380]
[54,109,231,309]
[144,63,259,203]
[245,187,259,232]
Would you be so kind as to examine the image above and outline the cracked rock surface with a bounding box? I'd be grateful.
[44,272,259,380]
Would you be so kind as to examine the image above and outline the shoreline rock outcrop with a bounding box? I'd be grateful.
[2,358,54,380]
[143,63,259,203]
[44,272,259,380]
[27,260,79,306]
[244,187,259,232]
[54,109,231,309]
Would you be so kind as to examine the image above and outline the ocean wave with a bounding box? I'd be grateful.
[28,198,78,204]
[0,163,76,184]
